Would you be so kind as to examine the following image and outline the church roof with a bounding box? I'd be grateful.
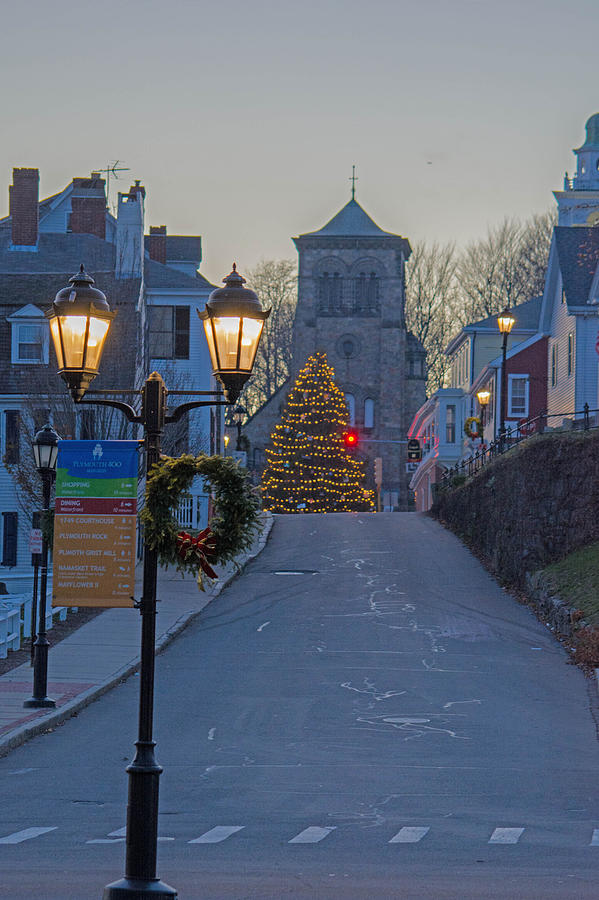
[298,198,399,239]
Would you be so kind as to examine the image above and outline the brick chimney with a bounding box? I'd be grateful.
[9,168,39,246]
[128,180,146,200]
[70,174,107,239]
[148,225,167,264]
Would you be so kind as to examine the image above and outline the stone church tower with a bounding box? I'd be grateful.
[244,189,426,510]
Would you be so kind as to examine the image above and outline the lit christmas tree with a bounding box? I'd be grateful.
[262,351,374,514]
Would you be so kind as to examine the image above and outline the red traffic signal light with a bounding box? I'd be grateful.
[344,430,359,447]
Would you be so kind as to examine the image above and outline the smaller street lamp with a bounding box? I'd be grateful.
[199,264,270,403]
[232,404,246,451]
[497,308,516,446]
[24,424,60,709]
[476,389,491,427]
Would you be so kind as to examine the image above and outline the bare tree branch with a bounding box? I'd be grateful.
[405,241,459,393]
[240,259,297,417]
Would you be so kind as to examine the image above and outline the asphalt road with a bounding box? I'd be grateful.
[1,512,599,899]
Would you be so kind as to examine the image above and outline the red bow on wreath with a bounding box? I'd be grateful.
[176,527,218,585]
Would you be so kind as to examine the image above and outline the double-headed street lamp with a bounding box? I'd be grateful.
[24,424,60,710]
[46,263,269,900]
[497,308,516,447]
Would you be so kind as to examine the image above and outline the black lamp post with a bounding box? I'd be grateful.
[497,308,515,448]
[46,264,269,900]
[24,424,60,710]
[232,404,246,451]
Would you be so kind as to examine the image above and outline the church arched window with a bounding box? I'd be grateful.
[353,271,379,311]
[364,398,374,429]
[344,393,356,425]
[319,271,343,312]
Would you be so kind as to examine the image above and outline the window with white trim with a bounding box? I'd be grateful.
[445,404,456,443]
[148,305,190,359]
[568,333,574,377]
[508,375,529,418]
[7,305,49,365]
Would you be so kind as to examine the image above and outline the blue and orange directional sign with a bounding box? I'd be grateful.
[52,440,139,608]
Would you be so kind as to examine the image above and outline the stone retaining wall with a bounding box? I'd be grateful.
[432,430,599,588]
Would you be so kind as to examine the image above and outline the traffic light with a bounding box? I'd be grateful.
[343,429,359,448]
[374,457,382,486]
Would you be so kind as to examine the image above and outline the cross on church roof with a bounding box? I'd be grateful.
[349,165,358,200]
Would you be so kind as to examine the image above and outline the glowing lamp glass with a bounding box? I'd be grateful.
[497,310,515,335]
[53,313,111,372]
[49,318,63,368]
[476,389,491,406]
[205,315,264,374]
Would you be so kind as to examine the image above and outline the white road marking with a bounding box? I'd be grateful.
[442,699,482,709]
[389,826,430,843]
[591,829,599,846]
[257,621,271,632]
[8,768,38,776]
[208,728,216,741]
[86,839,125,844]
[189,826,245,844]
[273,571,305,576]
[489,827,524,844]
[88,826,173,845]
[289,826,336,843]
[0,827,57,844]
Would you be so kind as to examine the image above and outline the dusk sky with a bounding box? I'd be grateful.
[2,0,598,283]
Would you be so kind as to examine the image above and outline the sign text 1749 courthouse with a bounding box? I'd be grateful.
[52,440,139,608]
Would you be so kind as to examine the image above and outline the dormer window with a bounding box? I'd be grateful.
[7,305,49,365]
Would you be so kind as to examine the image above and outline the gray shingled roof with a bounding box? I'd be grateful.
[0,232,115,273]
[298,199,398,238]
[554,226,599,306]
[144,258,214,291]
[468,295,543,332]
[144,234,202,262]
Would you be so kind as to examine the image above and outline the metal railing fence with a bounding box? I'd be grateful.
[439,403,598,491]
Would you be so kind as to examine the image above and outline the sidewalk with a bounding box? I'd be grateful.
[0,512,273,758]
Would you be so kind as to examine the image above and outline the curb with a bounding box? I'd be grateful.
[0,512,274,759]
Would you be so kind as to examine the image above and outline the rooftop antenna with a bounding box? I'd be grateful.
[94,161,131,214]
[349,165,358,201]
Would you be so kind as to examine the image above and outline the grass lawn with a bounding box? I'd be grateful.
[542,542,599,626]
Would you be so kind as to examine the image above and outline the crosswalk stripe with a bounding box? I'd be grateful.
[86,839,125,844]
[0,827,57,844]
[489,827,524,844]
[389,826,430,843]
[591,829,599,846]
[108,827,127,837]
[189,826,245,844]
[289,826,336,844]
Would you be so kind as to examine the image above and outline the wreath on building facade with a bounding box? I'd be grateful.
[140,453,261,590]
[464,416,481,440]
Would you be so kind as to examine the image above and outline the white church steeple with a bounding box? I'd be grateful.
[554,114,599,226]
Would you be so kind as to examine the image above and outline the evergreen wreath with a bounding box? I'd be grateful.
[464,416,481,440]
[140,453,261,589]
